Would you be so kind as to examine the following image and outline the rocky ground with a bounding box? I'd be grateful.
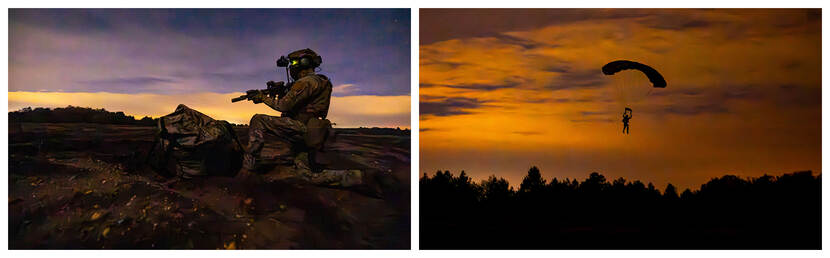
[9,122,410,249]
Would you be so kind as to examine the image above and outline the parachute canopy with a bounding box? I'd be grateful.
[602,60,666,88]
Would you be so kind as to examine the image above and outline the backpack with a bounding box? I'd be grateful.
[147,104,243,178]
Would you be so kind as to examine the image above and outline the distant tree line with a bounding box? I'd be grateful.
[9,107,409,132]
[420,167,820,249]
[9,106,157,126]
[337,127,411,136]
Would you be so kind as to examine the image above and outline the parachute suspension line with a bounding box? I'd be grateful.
[602,60,667,113]
[620,70,631,106]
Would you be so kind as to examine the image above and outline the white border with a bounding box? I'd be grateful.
[411,6,420,252]
[2,3,9,254]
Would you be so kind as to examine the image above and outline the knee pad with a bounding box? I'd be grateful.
[249,114,268,127]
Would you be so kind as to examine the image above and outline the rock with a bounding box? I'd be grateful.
[305,169,363,187]
[89,210,110,221]
[116,217,132,225]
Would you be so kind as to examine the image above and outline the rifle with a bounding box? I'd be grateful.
[233,55,297,103]
[231,80,292,103]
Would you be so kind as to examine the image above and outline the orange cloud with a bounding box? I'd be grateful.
[420,9,820,190]
[9,91,410,128]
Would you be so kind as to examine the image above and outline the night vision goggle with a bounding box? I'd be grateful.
[276,56,304,67]
[276,56,291,67]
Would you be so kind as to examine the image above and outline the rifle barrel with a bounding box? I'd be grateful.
[231,95,248,103]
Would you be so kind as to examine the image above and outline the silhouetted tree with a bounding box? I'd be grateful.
[420,166,820,249]
[680,188,694,200]
[581,172,608,193]
[481,175,513,203]
[519,166,546,195]
[664,183,679,200]
[9,106,157,126]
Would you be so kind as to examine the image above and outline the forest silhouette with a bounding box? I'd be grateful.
[9,107,412,135]
[10,106,157,126]
[420,167,820,249]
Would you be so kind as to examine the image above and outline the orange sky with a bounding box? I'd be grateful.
[419,9,821,191]
[8,92,410,128]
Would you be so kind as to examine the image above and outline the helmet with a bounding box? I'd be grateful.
[287,48,322,70]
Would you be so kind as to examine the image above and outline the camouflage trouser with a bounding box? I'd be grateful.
[244,114,362,187]
[245,114,306,169]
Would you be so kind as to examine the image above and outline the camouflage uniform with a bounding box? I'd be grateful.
[244,52,333,170]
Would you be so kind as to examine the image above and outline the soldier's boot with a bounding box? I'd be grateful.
[292,152,361,187]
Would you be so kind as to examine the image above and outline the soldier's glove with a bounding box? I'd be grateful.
[269,81,289,98]
[250,90,266,104]
[276,88,288,99]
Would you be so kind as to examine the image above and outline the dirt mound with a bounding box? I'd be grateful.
[9,122,410,249]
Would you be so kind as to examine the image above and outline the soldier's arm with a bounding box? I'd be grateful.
[273,80,312,112]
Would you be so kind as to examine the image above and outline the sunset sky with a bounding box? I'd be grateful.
[420,9,821,190]
[9,9,410,128]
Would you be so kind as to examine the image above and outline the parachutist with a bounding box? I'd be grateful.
[602,60,665,126]
[622,108,632,134]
